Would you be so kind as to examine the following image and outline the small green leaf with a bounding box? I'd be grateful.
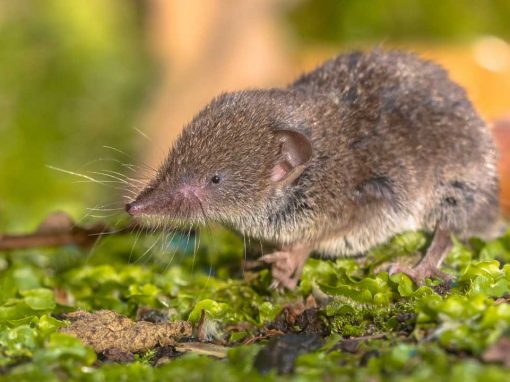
[21,289,56,311]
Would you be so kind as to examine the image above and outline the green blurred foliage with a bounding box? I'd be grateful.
[287,0,510,43]
[0,0,150,230]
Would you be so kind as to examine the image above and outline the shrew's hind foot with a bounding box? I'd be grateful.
[389,260,453,286]
[259,244,311,290]
[389,226,454,286]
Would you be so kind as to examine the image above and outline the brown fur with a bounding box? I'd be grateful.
[128,50,500,258]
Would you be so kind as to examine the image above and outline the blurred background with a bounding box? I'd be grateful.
[1,0,510,231]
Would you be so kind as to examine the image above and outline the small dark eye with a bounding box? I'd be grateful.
[211,175,221,184]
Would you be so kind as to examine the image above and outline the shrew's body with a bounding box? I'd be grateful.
[127,50,500,289]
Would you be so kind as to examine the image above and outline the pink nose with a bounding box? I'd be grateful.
[125,200,145,216]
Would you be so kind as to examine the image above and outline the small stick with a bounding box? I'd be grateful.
[0,224,108,250]
[0,212,193,251]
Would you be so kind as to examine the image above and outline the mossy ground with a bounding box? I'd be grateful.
[1,228,510,381]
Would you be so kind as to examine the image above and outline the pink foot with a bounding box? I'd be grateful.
[389,260,453,286]
[390,226,454,286]
[259,245,310,290]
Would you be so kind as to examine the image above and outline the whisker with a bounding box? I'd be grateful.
[184,224,193,262]
[86,207,124,212]
[135,232,159,265]
[87,213,120,219]
[77,157,140,173]
[242,232,247,277]
[90,171,130,185]
[72,180,124,186]
[121,189,139,197]
[159,219,171,257]
[195,263,214,305]
[102,169,146,185]
[129,224,144,264]
[132,126,169,160]
[102,145,129,156]
[133,127,153,142]
[192,224,201,273]
[87,226,129,237]
[163,227,180,273]
[46,165,104,184]
[103,145,158,174]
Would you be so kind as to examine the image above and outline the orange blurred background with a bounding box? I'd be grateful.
[142,0,510,214]
[144,2,510,160]
[1,0,509,227]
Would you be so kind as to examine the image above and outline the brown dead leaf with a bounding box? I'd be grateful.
[53,287,74,306]
[37,211,75,233]
[174,342,229,358]
[482,336,510,367]
[60,310,192,353]
[304,294,318,310]
[242,328,284,345]
[153,345,182,367]
[196,309,207,342]
[268,296,329,336]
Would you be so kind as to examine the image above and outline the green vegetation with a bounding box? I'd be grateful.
[1,229,509,380]
[0,0,149,230]
[287,0,510,43]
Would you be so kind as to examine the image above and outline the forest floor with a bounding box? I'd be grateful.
[1,219,510,381]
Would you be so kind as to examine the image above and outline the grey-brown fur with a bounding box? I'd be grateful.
[127,50,500,286]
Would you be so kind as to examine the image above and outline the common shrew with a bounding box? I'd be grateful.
[126,50,500,289]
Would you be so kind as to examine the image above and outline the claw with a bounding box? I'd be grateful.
[389,261,453,286]
[259,245,311,290]
[389,226,454,286]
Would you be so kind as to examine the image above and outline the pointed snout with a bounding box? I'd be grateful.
[125,200,144,216]
[125,191,157,216]
[125,183,203,218]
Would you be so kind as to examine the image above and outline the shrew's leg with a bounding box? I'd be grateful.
[390,226,453,285]
[259,243,311,290]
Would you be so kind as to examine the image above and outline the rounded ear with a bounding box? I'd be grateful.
[271,129,313,186]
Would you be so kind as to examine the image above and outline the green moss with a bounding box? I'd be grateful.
[1,228,510,379]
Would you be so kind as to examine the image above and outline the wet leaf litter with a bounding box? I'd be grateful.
[0,216,510,380]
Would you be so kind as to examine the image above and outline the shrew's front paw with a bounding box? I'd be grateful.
[259,244,311,290]
[259,251,303,290]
